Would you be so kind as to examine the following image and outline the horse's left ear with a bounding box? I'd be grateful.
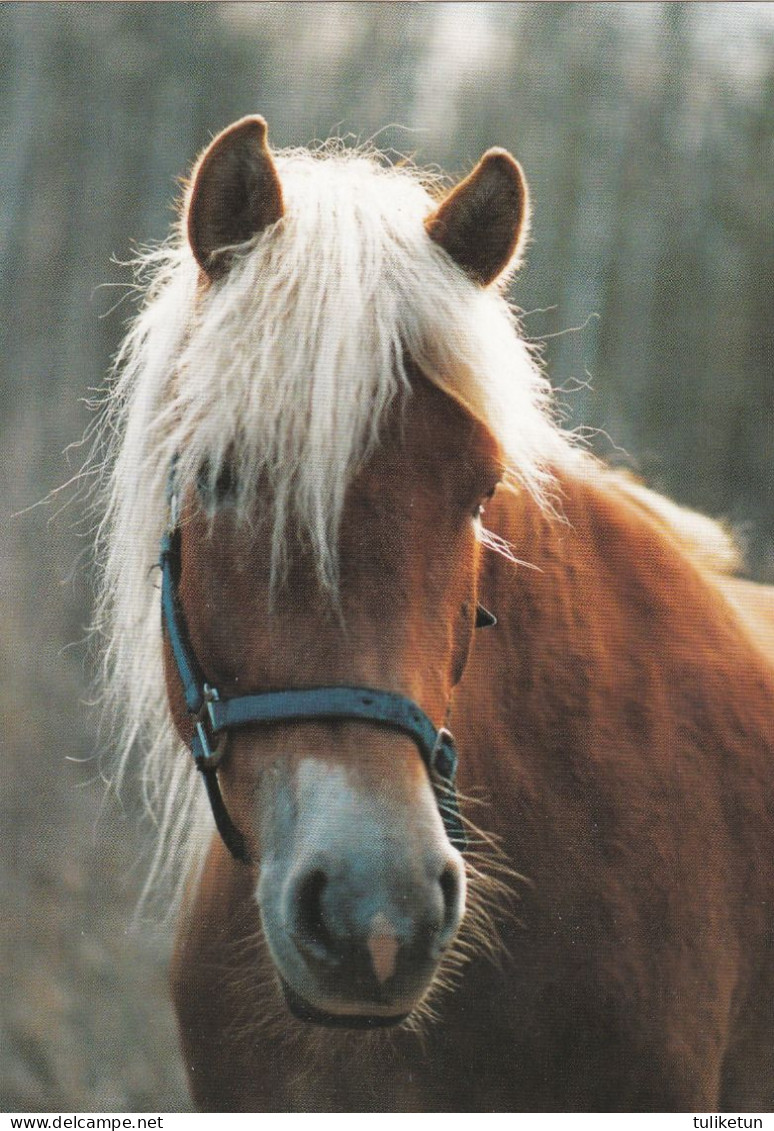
[425,148,528,286]
[186,115,284,279]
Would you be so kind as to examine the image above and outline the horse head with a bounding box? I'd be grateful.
[161,116,528,1025]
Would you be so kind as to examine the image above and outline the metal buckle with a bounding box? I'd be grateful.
[430,727,458,783]
[194,683,228,768]
[428,727,466,852]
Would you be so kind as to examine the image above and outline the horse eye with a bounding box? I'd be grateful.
[197,461,238,505]
[473,485,497,519]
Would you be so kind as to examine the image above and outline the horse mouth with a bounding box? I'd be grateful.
[280,977,410,1029]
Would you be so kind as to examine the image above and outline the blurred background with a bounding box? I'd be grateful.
[2,2,772,1112]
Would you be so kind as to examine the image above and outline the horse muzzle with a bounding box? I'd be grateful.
[256,779,466,1026]
[263,872,464,1025]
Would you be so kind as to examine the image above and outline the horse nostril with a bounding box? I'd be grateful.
[292,868,338,964]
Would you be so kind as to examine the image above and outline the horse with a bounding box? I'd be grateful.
[95,115,774,1112]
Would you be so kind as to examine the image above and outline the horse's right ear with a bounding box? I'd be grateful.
[425,148,528,286]
[186,115,284,279]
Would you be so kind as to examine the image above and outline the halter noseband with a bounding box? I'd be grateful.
[159,471,493,864]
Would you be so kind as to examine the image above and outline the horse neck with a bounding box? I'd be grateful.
[455,463,758,847]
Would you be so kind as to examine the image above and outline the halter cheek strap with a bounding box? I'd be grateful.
[158,477,487,864]
[159,525,251,862]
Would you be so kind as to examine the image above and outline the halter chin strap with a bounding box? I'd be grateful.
[158,476,488,864]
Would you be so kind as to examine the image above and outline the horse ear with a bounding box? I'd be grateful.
[186,115,284,279]
[425,148,528,286]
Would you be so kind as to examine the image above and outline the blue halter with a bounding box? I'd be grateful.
[158,472,489,863]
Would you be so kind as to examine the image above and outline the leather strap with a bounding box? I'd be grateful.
[160,529,208,714]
